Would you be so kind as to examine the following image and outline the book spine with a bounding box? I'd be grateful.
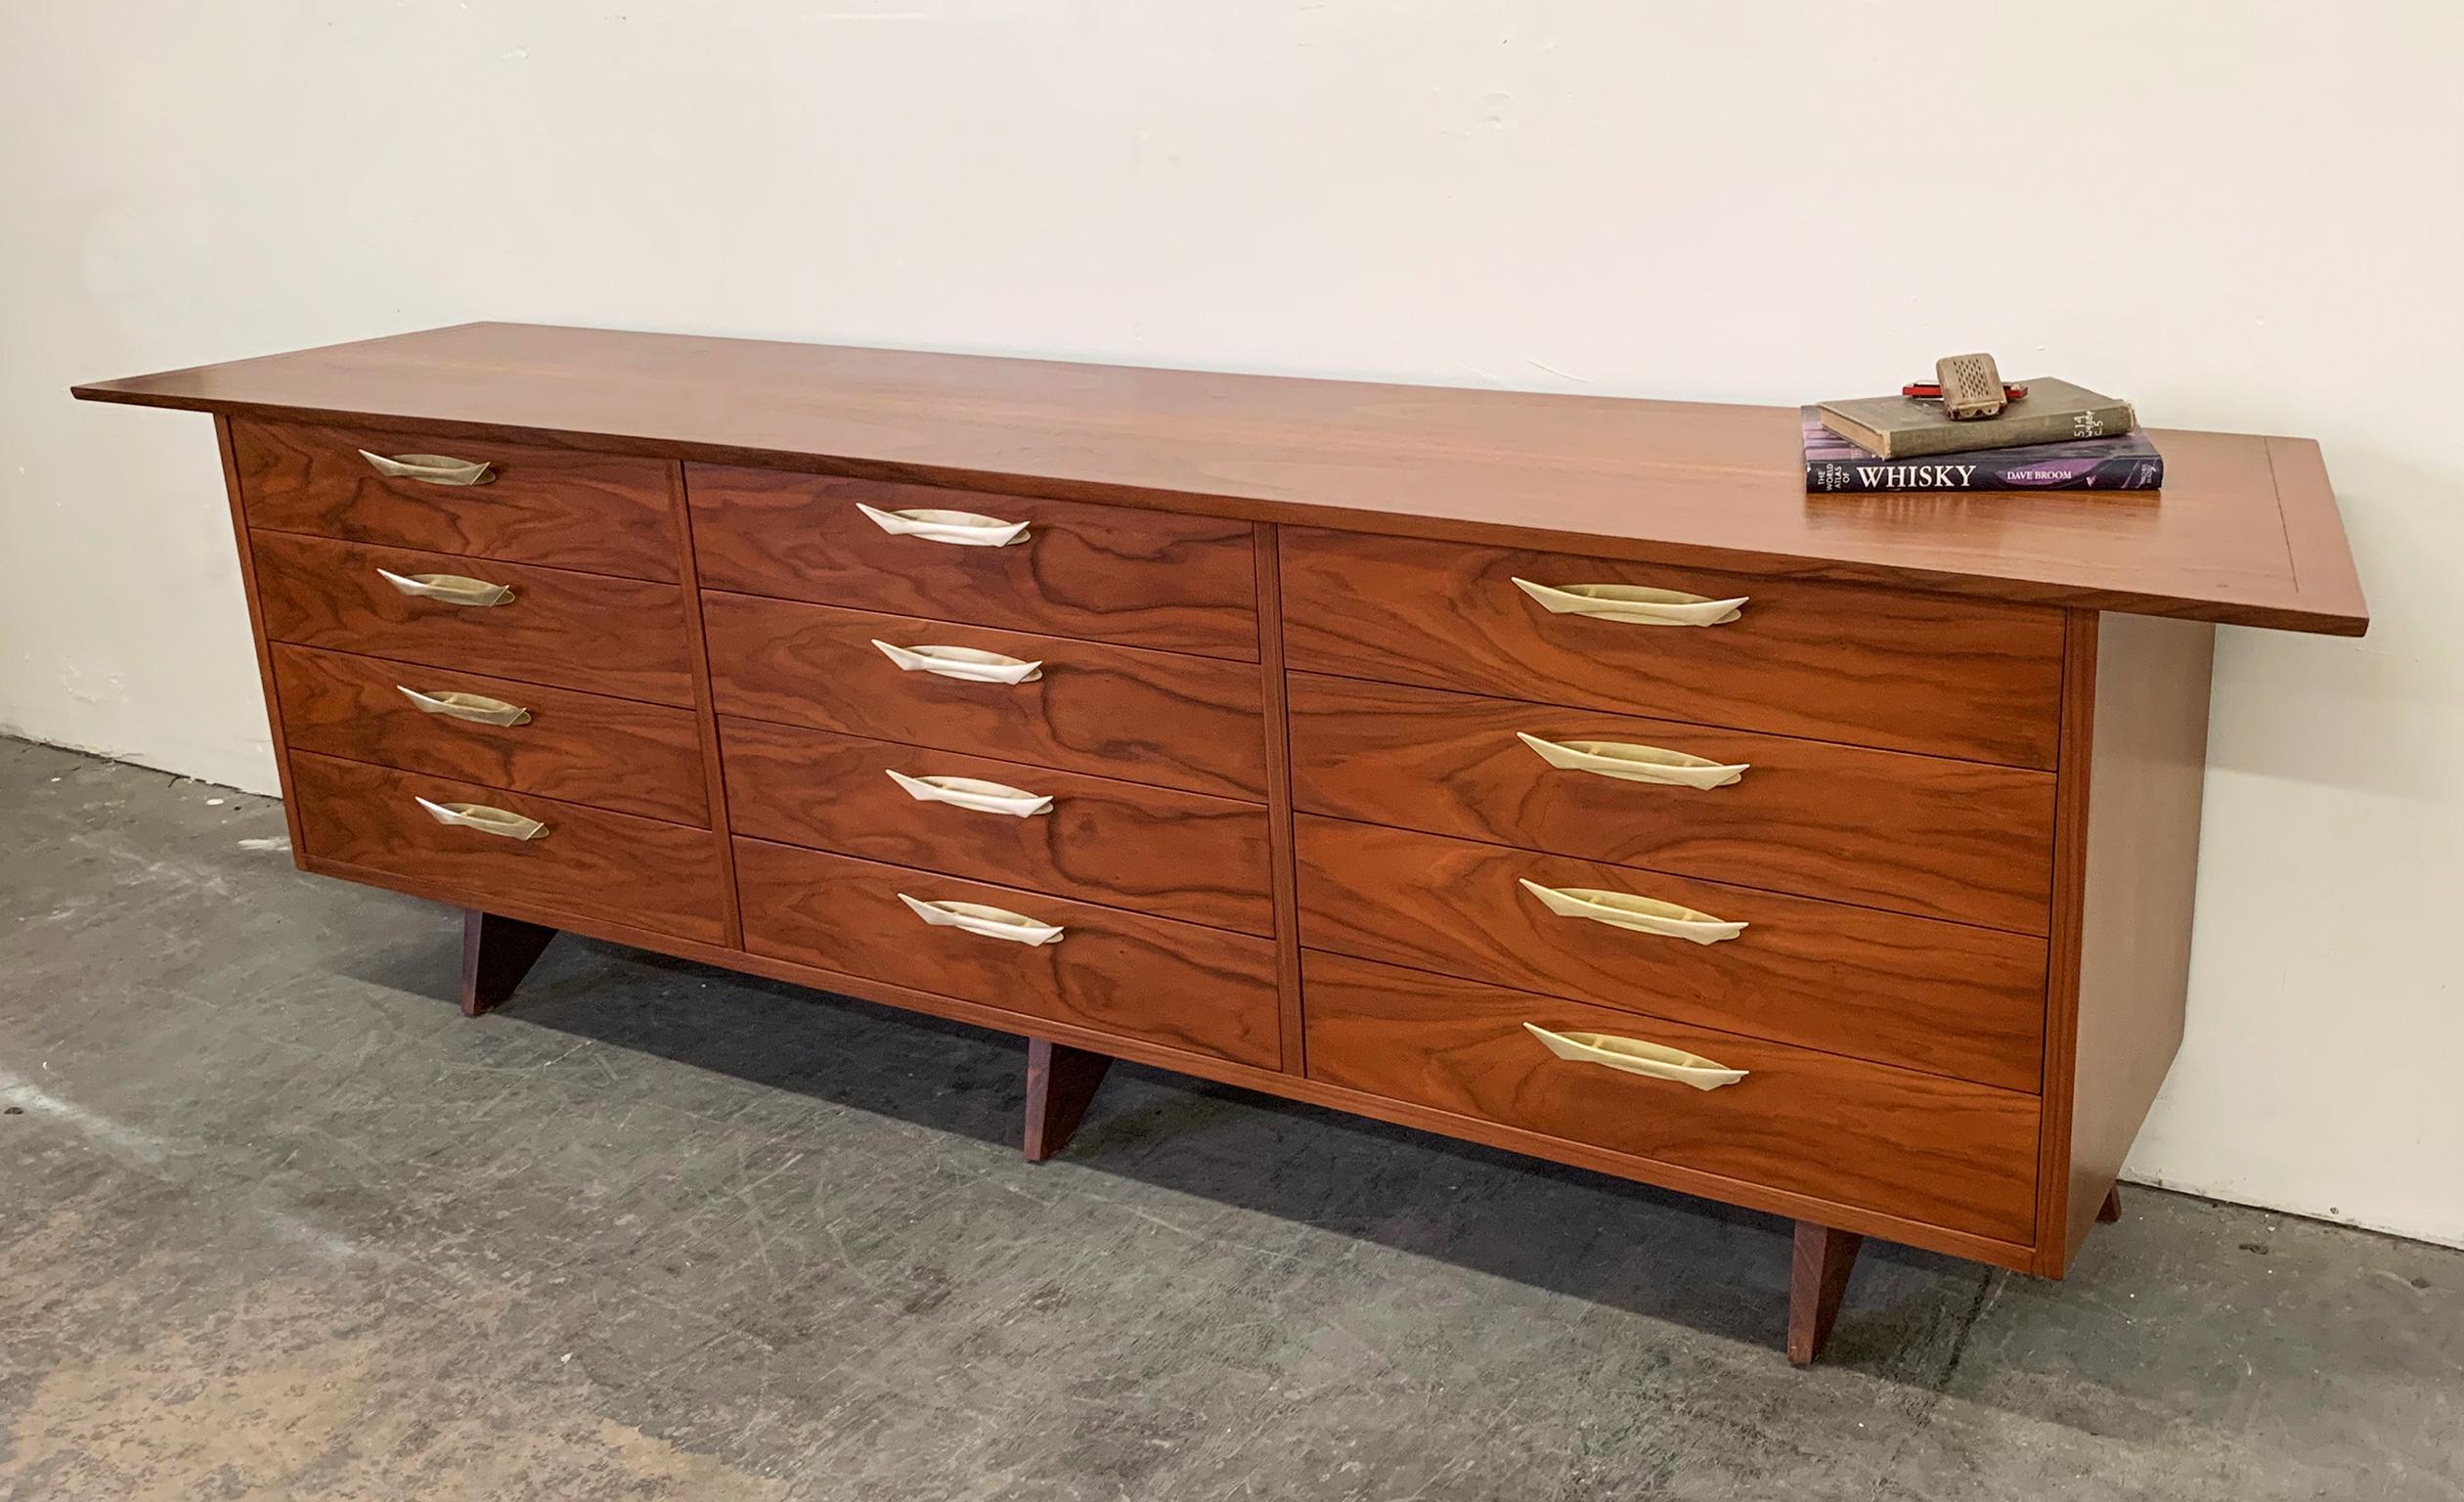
[1881,399,2137,459]
[1804,453,2163,493]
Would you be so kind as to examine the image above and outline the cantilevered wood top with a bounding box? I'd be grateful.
[74,322,2366,635]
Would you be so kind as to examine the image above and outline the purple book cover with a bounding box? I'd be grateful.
[1802,407,2163,493]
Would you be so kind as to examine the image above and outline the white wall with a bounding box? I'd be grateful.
[4,2,2458,1245]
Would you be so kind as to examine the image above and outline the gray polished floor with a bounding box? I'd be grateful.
[1,736,2455,1500]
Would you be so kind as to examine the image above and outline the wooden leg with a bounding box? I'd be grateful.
[2097,1185,2124,1222]
[1023,1038,1113,1162]
[460,909,558,1017]
[1787,1221,1864,1365]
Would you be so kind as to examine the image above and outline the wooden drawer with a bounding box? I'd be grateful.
[687,465,1257,660]
[272,644,708,826]
[1296,817,2045,1091]
[703,593,1267,801]
[251,532,696,707]
[1302,950,2040,1244]
[722,719,1273,936]
[1278,528,2064,769]
[232,418,678,581]
[735,840,1282,1068]
[288,753,726,943]
[1288,674,2055,935]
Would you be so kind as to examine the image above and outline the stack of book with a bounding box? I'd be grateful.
[1803,377,2162,494]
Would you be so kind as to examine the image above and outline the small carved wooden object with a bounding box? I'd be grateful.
[1935,353,2008,419]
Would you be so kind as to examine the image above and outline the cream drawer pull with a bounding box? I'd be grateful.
[359,449,495,486]
[397,685,532,727]
[1524,1023,1746,1090]
[856,501,1030,548]
[885,769,1054,817]
[1518,878,1745,945]
[415,796,548,841]
[1510,577,1746,627]
[871,639,1043,684]
[1516,731,1746,789]
[897,893,1065,946]
[377,567,515,607]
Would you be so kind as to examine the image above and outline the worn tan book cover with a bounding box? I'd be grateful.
[1819,378,2136,460]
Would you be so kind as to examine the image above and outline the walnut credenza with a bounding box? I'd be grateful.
[75,325,2367,1362]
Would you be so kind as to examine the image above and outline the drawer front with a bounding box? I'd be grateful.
[703,593,1267,801]
[735,840,1282,1068]
[688,465,1258,660]
[251,532,696,707]
[1302,950,2040,1244]
[1297,817,2045,1091]
[1288,674,2056,935]
[289,753,726,943]
[273,644,708,826]
[233,418,678,581]
[722,719,1274,936]
[1279,528,2064,769]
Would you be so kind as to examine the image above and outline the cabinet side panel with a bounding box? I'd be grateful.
[2056,610,2215,1269]
[214,414,307,860]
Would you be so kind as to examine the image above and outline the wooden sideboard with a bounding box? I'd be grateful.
[74,325,2368,1363]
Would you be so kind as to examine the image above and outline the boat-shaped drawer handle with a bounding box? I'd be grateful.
[415,796,548,841]
[1510,577,1746,627]
[359,449,495,486]
[897,893,1065,946]
[885,769,1053,817]
[856,501,1030,548]
[1518,878,1745,945]
[378,567,515,607]
[871,639,1043,684]
[397,685,532,727]
[1524,1023,1746,1090]
[1516,732,1747,789]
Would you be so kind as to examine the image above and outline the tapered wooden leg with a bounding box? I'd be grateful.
[1787,1221,1864,1365]
[460,909,558,1017]
[2097,1185,2124,1222]
[1023,1038,1113,1162]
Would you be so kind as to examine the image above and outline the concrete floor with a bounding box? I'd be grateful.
[0,737,2456,1501]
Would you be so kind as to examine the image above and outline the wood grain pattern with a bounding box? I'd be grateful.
[287,752,727,943]
[1281,528,2066,768]
[251,532,696,706]
[702,592,1267,801]
[291,842,2045,1271]
[2043,611,2214,1273]
[1302,950,2041,1243]
[72,323,2367,636]
[734,839,1282,1068]
[686,464,1258,659]
[1287,673,2056,934]
[720,718,1274,935]
[1297,816,2046,1091]
[272,643,708,825]
[232,417,678,581]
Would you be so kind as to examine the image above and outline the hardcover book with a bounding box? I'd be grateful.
[1818,377,2135,460]
[1803,409,2163,494]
